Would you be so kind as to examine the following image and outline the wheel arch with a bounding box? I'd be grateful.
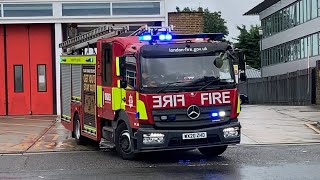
[114,110,133,135]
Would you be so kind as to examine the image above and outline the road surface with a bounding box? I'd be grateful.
[1,143,319,180]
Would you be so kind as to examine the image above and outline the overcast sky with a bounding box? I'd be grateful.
[167,0,264,42]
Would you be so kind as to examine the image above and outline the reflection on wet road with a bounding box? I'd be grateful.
[0,144,319,179]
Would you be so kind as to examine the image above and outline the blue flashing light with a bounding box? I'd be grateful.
[159,34,166,40]
[165,34,172,40]
[139,34,152,41]
[211,112,219,118]
[136,112,140,119]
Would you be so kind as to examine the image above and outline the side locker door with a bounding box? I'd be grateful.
[82,64,97,135]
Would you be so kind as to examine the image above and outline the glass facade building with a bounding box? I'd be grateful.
[259,0,320,67]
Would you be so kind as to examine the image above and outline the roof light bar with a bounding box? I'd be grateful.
[138,31,225,42]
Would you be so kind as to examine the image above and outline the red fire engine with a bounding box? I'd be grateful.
[59,25,246,160]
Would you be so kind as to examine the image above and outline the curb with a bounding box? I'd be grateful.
[305,123,320,134]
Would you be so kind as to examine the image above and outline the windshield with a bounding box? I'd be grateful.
[140,52,234,88]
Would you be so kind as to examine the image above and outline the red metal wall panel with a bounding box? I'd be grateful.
[6,25,31,115]
[0,25,5,115]
[29,24,53,114]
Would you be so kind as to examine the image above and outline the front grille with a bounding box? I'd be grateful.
[152,105,232,129]
[168,135,221,147]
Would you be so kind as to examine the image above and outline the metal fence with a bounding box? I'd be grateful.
[238,68,316,105]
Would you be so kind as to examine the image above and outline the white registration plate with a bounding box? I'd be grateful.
[182,132,207,140]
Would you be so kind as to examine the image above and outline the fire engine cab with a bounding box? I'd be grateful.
[59,25,247,160]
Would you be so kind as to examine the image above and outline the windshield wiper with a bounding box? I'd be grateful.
[182,76,222,90]
[156,81,187,93]
[185,76,220,86]
[199,76,221,91]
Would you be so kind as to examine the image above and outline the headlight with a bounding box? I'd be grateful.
[223,127,240,138]
[143,133,165,145]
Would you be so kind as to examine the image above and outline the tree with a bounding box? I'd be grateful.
[175,6,229,36]
[235,25,261,69]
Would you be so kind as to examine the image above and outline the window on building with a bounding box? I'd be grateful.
[3,4,53,17]
[112,2,160,15]
[304,37,309,57]
[297,39,301,59]
[304,0,309,21]
[278,11,282,32]
[289,5,295,27]
[300,0,304,23]
[318,0,320,15]
[311,0,318,18]
[312,33,319,56]
[296,2,300,25]
[62,3,110,16]
[300,38,305,58]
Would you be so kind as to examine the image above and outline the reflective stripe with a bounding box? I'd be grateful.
[112,88,122,110]
[136,92,148,120]
[97,85,103,108]
[84,125,96,132]
[117,80,120,88]
[71,96,81,101]
[237,95,241,113]
[62,115,71,120]
[116,57,120,76]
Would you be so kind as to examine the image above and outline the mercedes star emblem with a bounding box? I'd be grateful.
[187,105,201,119]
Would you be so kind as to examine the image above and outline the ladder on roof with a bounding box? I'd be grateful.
[58,24,175,54]
[59,25,132,54]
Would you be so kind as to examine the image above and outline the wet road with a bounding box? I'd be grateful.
[0,144,319,180]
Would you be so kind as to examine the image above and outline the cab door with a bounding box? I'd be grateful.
[123,56,138,128]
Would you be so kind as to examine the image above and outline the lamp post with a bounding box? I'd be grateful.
[258,28,264,77]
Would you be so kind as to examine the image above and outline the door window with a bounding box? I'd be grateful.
[14,65,24,92]
[37,64,47,92]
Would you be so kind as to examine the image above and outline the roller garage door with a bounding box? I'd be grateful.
[1,24,55,115]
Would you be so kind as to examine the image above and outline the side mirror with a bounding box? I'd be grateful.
[214,56,224,68]
[236,51,246,71]
[240,73,247,82]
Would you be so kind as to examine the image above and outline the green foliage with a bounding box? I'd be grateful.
[235,25,261,69]
[175,6,229,36]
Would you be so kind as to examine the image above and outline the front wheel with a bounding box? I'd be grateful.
[115,122,136,160]
[198,145,228,157]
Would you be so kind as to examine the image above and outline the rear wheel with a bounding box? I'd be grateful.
[115,122,136,160]
[198,145,228,157]
[74,114,86,145]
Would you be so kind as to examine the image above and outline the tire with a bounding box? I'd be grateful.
[198,145,228,157]
[73,114,86,145]
[115,122,136,160]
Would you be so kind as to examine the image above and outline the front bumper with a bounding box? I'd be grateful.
[133,122,241,153]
